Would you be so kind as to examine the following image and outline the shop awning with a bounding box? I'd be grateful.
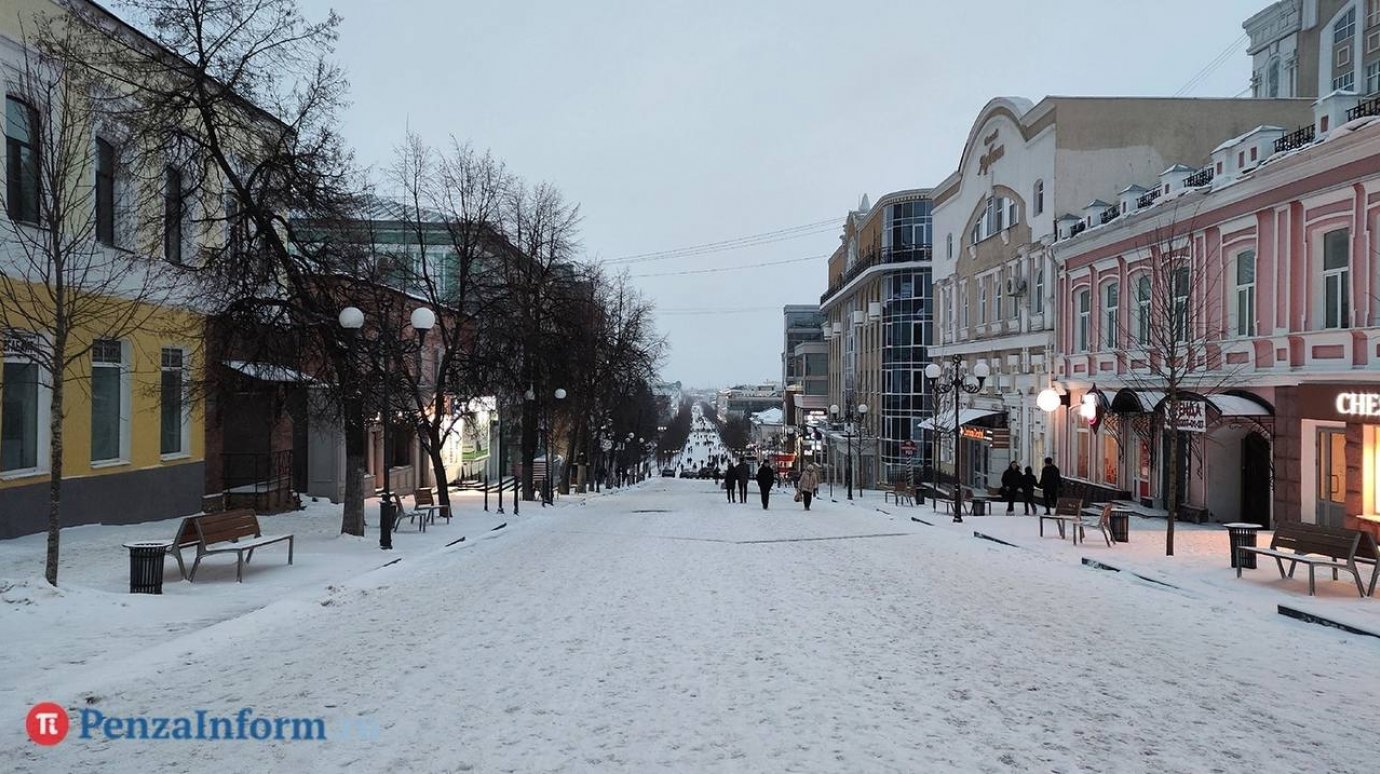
[916,408,1004,433]
[1110,388,1165,414]
[1206,394,1273,417]
[224,359,316,383]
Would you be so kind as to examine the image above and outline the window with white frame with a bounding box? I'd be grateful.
[1323,228,1351,329]
[1368,60,1380,93]
[2,332,42,473]
[1033,266,1044,314]
[95,137,117,246]
[164,166,184,264]
[1103,282,1119,348]
[1171,266,1191,341]
[1077,289,1091,351]
[1033,180,1044,216]
[160,347,188,456]
[1369,0,1380,28]
[1268,58,1281,97]
[1337,7,1357,43]
[946,233,953,259]
[961,284,969,329]
[1136,275,1151,344]
[1333,71,1356,92]
[1235,250,1257,337]
[90,339,128,463]
[1007,200,1019,229]
[979,280,988,324]
[6,97,41,224]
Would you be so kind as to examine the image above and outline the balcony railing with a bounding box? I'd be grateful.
[1184,167,1214,188]
[1274,124,1316,153]
[1099,204,1121,224]
[1068,221,1087,238]
[1347,96,1380,121]
[1136,188,1161,209]
[820,245,932,305]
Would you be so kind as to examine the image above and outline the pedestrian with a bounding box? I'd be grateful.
[712,466,721,487]
[1001,461,1022,514]
[755,460,775,509]
[724,463,737,503]
[736,459,751,503]
[1021,465,1037,515]
[1038,457,1062,515]
[796,463,819,511]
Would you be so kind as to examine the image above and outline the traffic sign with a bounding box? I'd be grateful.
[900,440,916,457]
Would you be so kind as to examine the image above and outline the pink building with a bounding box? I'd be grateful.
[1047,91,1380,539]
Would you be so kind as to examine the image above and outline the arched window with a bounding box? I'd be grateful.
[1103,282,1119,348]
[1033,180,1044,216]
[6,96,40,223]
[1267,57,1281,97]
[1135,275,1151,344]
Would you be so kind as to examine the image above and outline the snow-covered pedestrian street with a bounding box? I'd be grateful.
[9,482,1380,773]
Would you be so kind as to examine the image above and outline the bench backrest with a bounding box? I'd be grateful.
[414,488,434,506]
[1055,497,1083,517]
[1271,522,1361,561]
[192,509,261,546]
[172,517,200,548]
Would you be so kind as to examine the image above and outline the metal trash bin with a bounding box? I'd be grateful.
[123,541,169,594]
[1109,510,1130,543]
[970,498,988,516]
[1222,523,1262,569]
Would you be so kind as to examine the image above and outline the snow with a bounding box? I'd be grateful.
[750,408,783,425]
[4,484,1379,771]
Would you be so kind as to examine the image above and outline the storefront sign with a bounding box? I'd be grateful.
[960,426,988,442]
[1335,392,1380,418]
[1170,400,1206,433]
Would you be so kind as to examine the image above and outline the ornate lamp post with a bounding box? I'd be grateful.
[829,400,869,500]
[339,304,435,549]
[924,355,989,523]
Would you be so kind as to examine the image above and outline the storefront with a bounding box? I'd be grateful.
[1276,384,1380,540]
[919,408,1008,492]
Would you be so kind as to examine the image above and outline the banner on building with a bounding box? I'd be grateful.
[1169,399,1206,433]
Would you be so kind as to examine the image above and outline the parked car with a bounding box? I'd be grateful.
[661,468,676,477]
[679,470,696,478]
[696,468,715,479]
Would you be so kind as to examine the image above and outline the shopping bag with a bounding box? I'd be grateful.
[793,491,803,503]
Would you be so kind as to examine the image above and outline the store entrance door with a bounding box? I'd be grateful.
[1316,428,1347,528]
[1240,433,1270,527]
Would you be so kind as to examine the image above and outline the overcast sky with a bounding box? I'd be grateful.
[300,0,1268,388]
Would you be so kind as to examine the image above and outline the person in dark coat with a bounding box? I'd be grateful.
[723,463,737,502]
[1038,457,1062,515]
[755,461,776,509]
[736,459,751,503]
[712,466,721,487]
[1001,461,1022,513]
[1021,466,1038,515]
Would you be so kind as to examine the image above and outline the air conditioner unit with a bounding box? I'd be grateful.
[1006,278,1028,296]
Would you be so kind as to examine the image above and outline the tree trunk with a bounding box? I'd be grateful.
[1165,420,1178,557]
[341,394,366,536]
[44,348,65,586]
[424,423,452,515]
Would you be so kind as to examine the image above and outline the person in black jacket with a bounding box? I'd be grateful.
[737,460,751,503]
[1001,461,1022,513]
[723,463,737,502]
[1021,465,1038,515]
[755,461,776,509]
[1038,457,1062,515]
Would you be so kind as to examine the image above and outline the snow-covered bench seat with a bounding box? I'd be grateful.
[167,509,294,583]
[1235,522,1378,597]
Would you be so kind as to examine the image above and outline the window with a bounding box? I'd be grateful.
[1007,200,1019,229]
[95,138,116,246]
[1369,0,1380,28]
[1336,8,1357,44]
[1171,266,1191,341]
[1323,228,1351,329]
[1235,251,1257,337]
[1136,275,1151,344]
[1077,289,1091,351]
[1076,427,1090,480]
[164,166,184,264]
[946,233,953,259]
[90,339,125,462]
[1368,61,1380,93]
[961,285,969,329]
[1267,58,1281,97]
[1333,71,1356,92]
[2,333,41,472]
[1033,266,1044,314]
[1102,435,1120,485]
[886,200,931,251]
[160,347,186,455]
[979,280,988,324]
[1104,283,1119,348]
[1033,180,1044,216]
[6,97,40,224]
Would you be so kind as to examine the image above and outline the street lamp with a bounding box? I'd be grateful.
[924,355,989,523]
[830,400,868,500]
[339,304,434,549]
[545,388,566,504]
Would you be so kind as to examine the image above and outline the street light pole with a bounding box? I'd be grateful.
[924,354,989,523]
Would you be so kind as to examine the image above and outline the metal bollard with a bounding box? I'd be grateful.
[483,473,489,512]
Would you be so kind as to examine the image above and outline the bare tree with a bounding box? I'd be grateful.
[0,27,184,585]
[1111,208,1243,556]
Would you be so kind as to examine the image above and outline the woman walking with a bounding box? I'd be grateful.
[755,461,776,510]
[724,462,738,503]
[1021,465,1038,515]
[797,464,820,511]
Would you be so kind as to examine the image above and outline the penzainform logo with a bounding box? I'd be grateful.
[26,702,380,744]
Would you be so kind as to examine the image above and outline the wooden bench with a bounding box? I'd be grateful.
[882,480,915,507]
[1040,497,1087,542]
[168,509,294,583]
[1236,522,1379,597]
[407,488,450,529]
